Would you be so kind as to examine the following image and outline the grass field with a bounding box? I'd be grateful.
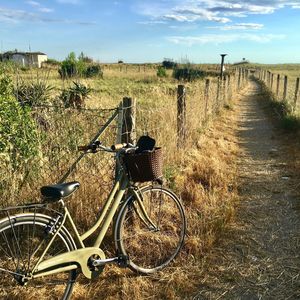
[0,62,244,299]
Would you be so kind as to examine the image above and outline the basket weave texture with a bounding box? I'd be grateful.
[124,147,163,182]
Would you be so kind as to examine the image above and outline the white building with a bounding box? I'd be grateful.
[1,51,48,68]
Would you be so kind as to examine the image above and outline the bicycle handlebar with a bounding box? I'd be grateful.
[111,143,127,151]
[78,141,136,153]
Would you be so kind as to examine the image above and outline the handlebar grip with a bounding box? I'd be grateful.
[78,145,89,151]
[111,143,127,151]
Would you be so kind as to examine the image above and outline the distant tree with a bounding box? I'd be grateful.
[162,59,177,69]
[58,52,86,78]
[78,52,93,63]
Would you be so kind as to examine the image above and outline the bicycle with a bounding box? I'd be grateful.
[0,140,186,299]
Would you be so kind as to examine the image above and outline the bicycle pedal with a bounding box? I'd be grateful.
[117,255,129,268]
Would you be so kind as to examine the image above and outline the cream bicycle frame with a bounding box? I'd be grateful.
[29,170,152,280]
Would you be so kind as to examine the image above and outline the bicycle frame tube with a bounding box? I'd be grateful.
[31,171,129,279]
[131,188,157,230]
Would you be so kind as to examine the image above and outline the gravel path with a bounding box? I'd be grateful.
[193,81,300,300]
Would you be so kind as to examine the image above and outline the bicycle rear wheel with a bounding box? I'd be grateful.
[0,213,77,300]
[115,185,186,274]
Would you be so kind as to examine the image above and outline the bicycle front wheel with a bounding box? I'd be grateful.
[115,185,186,274]
[0,213,77,300]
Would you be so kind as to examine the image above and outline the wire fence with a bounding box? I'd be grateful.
[254,69,300,114]
[1,106,118,230]
[1,68,250,230]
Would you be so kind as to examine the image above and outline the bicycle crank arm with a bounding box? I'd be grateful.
[92,254,129,268]
[34,247,106,279]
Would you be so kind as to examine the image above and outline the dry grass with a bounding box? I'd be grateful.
[190,81,300,299]
[251,63,300,115]
[67,100,241,300]
[0,63,246,299]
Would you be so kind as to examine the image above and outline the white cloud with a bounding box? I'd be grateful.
[138,20,167,25]
[26,1,40,7]
[0,7,93,25]
[167,33,285,46]
[26,1,54,13]
[208,22,264,30]
[136,0,299,25]
[38,7,54,13]
[56,0,81,4]
[172,7,231,23]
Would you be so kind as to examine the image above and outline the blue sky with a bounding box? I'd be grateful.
[0,0,300,63]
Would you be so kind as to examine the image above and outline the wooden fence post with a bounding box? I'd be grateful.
[276,74,280,97]
[238,68,241,89]
[216,78,221,112]
[223,76,227,105]
[293,77,300,112]
[227,74,231,101]
[270,73,274,90]
[283,75,288,101]
[177,85,186,147]
[117,97,136,144]
[204,79,210,121]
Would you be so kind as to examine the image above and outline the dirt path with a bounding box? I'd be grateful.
[193,81,300,299]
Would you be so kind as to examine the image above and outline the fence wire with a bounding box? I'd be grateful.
[258,71,300,113]
[2,106,118,230]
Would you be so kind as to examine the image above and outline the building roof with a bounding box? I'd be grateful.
[3,51,47,56]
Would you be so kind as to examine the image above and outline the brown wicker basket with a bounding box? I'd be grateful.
[123,147,163,182]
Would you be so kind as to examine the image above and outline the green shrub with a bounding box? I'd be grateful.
[281,115,300,130]
[59,52,102,79]
[162,59,177,69]
[46,58,61,66]
[58,52,85,78]
[14,80,53,106]
[78,52,93,63]
[173,64,206,81]
[85,64,103,78]
[0,69,39,173]
[59,81,91,109]
[157,66,167,78]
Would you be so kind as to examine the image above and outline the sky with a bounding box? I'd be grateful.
[0,0,300,63]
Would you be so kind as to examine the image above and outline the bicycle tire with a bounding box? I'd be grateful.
[115,185,186,274]
[0,213,77,300]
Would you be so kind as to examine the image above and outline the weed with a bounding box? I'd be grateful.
[59,81,92,108]
[281,115,300,131]
[14,80,54,106]
[157,66,167,78]
[85,64,103,78]
[173,64,206,82]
